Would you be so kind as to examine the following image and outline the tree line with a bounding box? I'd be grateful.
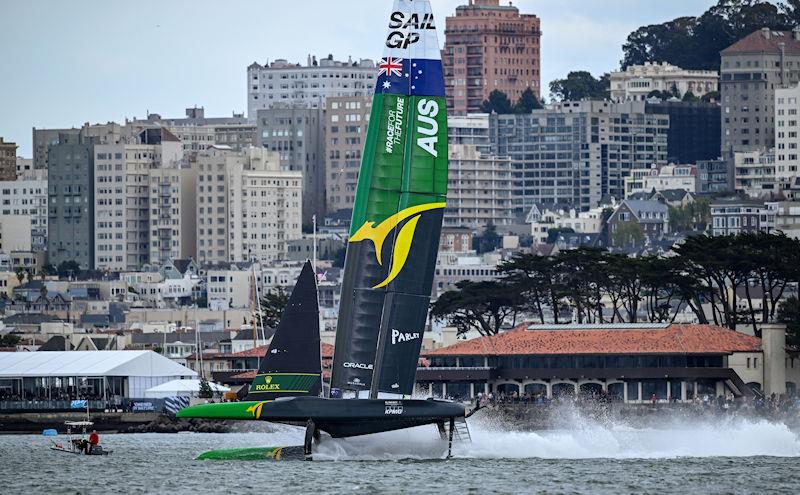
[431,232,800,338]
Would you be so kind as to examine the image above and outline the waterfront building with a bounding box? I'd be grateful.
[0,137,18,180]
[490,101,669,212]
[0,176,48,251]
[47,131,96,270]
[734,149,776,198]
[443,0,541,115]
[256,106,324,222]
[720,28,800,158]
[196,146,302,265]
[610,62,718,102]
[710,197,766,236]
[644,100,721,165]
[775,84,800,199]
[445,144,514,229]
[324,95,372,215]
[418,323,793,401]
[247,56,376,118]
[697,159,732,193]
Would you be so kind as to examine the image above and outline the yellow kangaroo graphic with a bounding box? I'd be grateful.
[349,202,445,288]
[245,401,267,419]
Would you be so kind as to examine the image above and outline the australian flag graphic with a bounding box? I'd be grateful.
[375,57,444,97]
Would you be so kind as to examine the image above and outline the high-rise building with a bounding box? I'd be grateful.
[720,28,800,158]
[247,56,376,118]
[47,131,96,270]
[33,123,125,170]
[610,62,718,102]
[127,107,255,156]
[196,146,302,265]
[0,176,48,251]
[93,128,185,271]
[445,144,513,229]
[443,0,541,115]
[490,101,669,211]
[0,137,18,181]
[0,216,31,253]
[775,84,800,199]
[256,106,325,223]
[325,95,372,215]
[644,100,721,164]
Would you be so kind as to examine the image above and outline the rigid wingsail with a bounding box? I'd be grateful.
[177,0,464,459]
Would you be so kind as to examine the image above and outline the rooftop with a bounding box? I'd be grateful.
[425,324,761,356]
[722,28,800,55]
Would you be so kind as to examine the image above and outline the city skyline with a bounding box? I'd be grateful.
[1,0,715,156]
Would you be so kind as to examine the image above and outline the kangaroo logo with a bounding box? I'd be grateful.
[350,202,445,288]
[245,401,267,419]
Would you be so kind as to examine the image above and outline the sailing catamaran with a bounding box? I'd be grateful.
[177,0,467,458]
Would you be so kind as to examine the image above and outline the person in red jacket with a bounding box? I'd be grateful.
[88,430,99,453]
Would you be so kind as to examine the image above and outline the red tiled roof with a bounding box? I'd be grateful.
[425,324,761,356]
[722,29,800,54]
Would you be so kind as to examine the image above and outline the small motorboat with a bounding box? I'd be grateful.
[49,421,111,456]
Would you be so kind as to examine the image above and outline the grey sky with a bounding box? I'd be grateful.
[1,0,716,156]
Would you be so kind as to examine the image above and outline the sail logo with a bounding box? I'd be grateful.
[386,12,436,49]
[416,99,439,157]
[385,97,406,154]
[343,362,374,370]
[350,202,445,288]
[391,329,420,345]
[245,401,267,419]
[253,374,281,392]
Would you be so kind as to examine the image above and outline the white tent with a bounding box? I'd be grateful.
[0,351,197,397]
[143,379,230,399]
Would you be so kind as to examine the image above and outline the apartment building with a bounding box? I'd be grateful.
[490,100,669,211]
[247,56,375,117]
[443,0,541,115]
[0,137,18,181]
[734,149,776,198]
[610,62,718,101]
[710,198,766,236]
[0,177,48,251]
[325,95,372,215]
[775,84,800,198]
[445,144,514,229]
[196,146,302,265]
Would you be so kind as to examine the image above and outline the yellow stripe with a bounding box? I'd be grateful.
[373,214,421,289]
[248,390,315,394]
[255,373,320,377]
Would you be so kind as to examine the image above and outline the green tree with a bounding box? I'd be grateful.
[612,222,644,247]
[14,268,25,285]
[546,227,575,244]
[431,280,523,337]
[777,296,800,349]
[622,0,791,71]
[259,287,289,329]
[42,263,56,278]
[549,71,610,101]
[682,91,700,102]
[701,90,721,102]
[479,90,513,114]
[513,87,543,113]
[198,377,214,399]
[0,334,21,347]
[56,260,80,278]
[475,223,501,254]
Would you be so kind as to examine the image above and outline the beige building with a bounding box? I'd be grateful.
[445,145,513,229]
[734,149,776,198]
[325,95,372,215]
[443,0,542,115]
[775,84,800,199]
[196,146,302,265]
[626,164,698,196]
[0,177,48,251]
[0,215,32,252]
[0,137,18,181]
[93,130,184,271]
[610,62,718,102]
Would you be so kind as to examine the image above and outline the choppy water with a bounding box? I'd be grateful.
[2,416,799,494]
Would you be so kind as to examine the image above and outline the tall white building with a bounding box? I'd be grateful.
[610,62,719,101]
[775,85,800,199]
[247,56,376,117]
[196,146,302,265]
[0,216,32,253]
[445,145,514,229]
[93,130,185,271]
[0,176,48,251]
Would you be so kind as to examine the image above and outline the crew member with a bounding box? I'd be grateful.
[88,430,99,452]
